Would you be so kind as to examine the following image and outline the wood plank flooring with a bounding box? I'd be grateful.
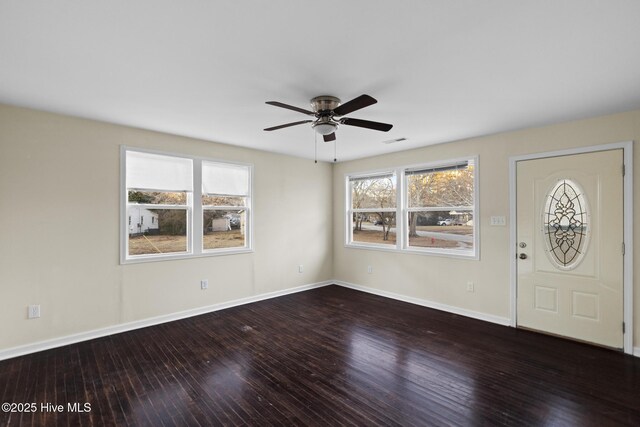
[1,285,640,426]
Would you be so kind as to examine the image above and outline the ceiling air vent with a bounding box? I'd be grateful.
[382,137,407,144]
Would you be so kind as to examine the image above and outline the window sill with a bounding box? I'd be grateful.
[345,242,478,260]
[121,247,254,265]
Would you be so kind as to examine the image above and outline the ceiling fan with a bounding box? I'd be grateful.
[264,94,393,142]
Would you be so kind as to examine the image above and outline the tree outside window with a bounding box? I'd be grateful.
[346,158,477,258]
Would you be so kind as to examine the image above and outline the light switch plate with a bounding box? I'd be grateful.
[490,216,506,226]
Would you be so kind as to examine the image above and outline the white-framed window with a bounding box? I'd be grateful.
[346,157,478,259]
[121,147,252,263]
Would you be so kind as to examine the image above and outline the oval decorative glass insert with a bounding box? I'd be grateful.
[542,179,589,269]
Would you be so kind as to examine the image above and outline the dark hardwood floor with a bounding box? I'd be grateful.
[1,285,639,426]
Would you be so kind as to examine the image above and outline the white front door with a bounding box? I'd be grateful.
[516,149,624,348]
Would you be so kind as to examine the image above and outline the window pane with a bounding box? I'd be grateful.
[128,208,187,255]
[407,163,474,208]
[351,175,396,209]
[202,195,246,207]
[352,212,396,245]
[407,210,473,250]
[203,210,246,250]
[128,190,187,205]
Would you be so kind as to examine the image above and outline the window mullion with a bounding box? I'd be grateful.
[351,208,396,213]
[407,206,474,212]
[346,178,352,245]
[126,203,189,210]
[203,205,246,210]
[397,167,404,250]
[192,159,203,254]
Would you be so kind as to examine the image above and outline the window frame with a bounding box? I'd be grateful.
[120,146,253,264]
[345,156,479,259]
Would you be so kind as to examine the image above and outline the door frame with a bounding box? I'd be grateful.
[509,141,634,354]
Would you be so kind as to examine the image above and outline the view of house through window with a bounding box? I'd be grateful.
[127,191,189,255]
[346,158,477,257]
[125,150,193,257]
[123,149,252,262]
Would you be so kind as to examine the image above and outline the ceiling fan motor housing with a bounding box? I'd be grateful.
[310,96,340,135]
[310,96,341,114]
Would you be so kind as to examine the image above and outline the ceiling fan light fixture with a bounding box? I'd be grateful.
[312,122,337,135]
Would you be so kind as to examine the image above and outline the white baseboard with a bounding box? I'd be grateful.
[2,280,636,361]
[334,281,511,326]
[0,280,333,362]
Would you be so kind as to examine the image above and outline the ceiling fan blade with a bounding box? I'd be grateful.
[264,120,313,131]
[266,101,315,115]
[323,132,336,142]
[340,117,393,132]
[333,94,377,116]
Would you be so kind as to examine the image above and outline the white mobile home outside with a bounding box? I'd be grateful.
[128,205,159,235]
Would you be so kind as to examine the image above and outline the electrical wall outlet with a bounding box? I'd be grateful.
[201,280,208,290]
[28,304,41,319]
[298,265,304,273]
[367,265,373,274]
[466,282,475,292]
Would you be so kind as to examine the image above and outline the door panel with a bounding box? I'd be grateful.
[516,149,623,348]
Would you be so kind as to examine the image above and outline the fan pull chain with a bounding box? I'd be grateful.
[334,138,337,162]
[314,132,318,164]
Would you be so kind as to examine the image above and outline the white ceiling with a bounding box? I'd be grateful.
[2,1,640,162]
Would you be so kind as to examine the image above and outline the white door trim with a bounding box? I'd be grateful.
[509,141,634,354]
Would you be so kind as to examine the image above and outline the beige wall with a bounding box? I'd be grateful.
[333,109,640,348]
[0,104,333,351]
